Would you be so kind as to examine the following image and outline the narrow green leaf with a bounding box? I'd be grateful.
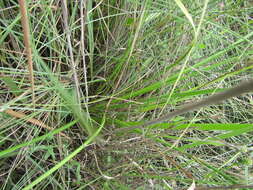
[1,76,21,96]
[0,120,77,158]
[23,118,104,190]
[174,0,196,32]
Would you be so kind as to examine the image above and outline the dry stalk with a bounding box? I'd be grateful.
[4,109,71,140]
[18,0,35,106]
[80,0,89,103]
[61,0,81,105]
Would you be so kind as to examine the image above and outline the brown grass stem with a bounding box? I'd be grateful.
[18,0,35,106]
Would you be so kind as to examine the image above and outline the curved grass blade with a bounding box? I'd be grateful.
[22,117,105,190]
[0,120,77,158]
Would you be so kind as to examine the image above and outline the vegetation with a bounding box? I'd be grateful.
[0,0,253,189]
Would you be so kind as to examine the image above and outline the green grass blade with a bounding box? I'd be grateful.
[1,76,22,96]
[174,0,196,33]
[0,120,77,158]
[22,118,104,190]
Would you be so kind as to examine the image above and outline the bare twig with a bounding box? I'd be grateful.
[18,0,35,106]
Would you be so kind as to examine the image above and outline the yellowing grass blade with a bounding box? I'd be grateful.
[174,0,196,33]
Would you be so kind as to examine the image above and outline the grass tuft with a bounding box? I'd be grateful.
[0,0,253,189]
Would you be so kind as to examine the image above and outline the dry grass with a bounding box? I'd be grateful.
[0,0,253,189]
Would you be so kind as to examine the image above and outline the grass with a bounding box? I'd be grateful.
[0,0,253,189]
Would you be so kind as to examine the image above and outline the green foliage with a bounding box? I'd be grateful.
[0,0,253,189]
